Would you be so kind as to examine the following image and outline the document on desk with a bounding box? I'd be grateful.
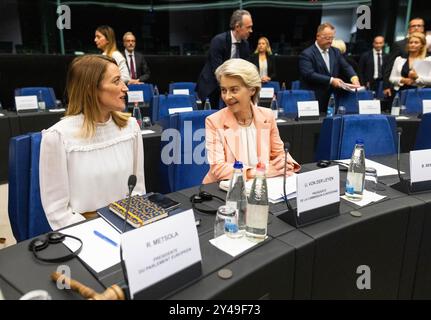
[209,234,264,257]
[141,129,155,135]
[341,189,386,206]
[339,159,404,176]
[62,218,121,273]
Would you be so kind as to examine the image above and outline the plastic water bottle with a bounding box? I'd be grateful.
[391,93,401,116]
[132,102,143,129]
[345,139,366,201]
[246,162,269,242]
[203,98,212,110]
[326,93,335,117]
[37,90,46,111]
[270,95,278,119]
[281,82,287,91]
[225,161,247,237]
[153,85,159,96]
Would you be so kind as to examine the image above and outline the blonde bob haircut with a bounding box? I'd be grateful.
[407,32,427,59]
[65,55,130,138]
[215,58,261,104]
[254,36,273,55]
[96,25,118,57]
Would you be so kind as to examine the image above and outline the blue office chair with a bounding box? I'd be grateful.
[276,90,316,118]
[8,132,51,242]
[334,90,374,114]
[169,82,197,96]
[414,112,431,150]
[291,80,301,90]
[159,110,216,193]
[15,87,58,109]
[262,81,281,94]
[399,88,431,114]
[315,114,397,160]
[152,94,196,123]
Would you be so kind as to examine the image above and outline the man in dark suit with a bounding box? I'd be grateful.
[299,22,360,112]
[359,36,387,92]
[122,32,151,84]
[196,9,253,108]
[383,17,425,97]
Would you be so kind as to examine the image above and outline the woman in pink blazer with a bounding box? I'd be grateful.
[203,58,300,183]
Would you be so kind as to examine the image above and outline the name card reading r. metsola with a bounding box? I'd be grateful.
[121,209,202,299]
[296,166,340,216]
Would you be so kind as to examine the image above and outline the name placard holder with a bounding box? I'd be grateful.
[296,101,320,121]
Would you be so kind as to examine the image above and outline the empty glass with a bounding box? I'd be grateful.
[337,105,346,115]
[365,167,385,194]
[142,116,152,128]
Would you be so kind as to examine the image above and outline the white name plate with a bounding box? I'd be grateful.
[358,100,381,114]
[410,149,431,183]
[296,166,340,216]
[260,87,274,99]
[128,91,144,103]
[173,89,190,95]
[168,107,193,114]
[121,209,202,299]
[297,101,319,117]
[423,100,431,114]
[15,96,38,111]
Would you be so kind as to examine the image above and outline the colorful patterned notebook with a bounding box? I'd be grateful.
[108,195,168,228]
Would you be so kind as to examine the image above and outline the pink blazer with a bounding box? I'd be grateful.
[203,104,300,183]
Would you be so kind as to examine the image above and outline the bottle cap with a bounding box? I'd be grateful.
[356,138,364,145]
[256,162,266,171]
[233,161,243,169]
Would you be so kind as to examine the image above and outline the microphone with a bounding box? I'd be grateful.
[396,127,405,184]
[123,175,137,233]
[283,142,294,212]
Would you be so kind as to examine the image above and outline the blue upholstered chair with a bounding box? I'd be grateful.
[15,87,58,109]
[152,94,196,123]
[169,82,197,96]
[291,80,301,90]
[276,90,316,118]
[8,132,51,242]
[315,114,397,160]
[414,112,431,150]
[334,90,374,114]
[399,88,431,114]
[262,81,281,94]
[159,110,216,193]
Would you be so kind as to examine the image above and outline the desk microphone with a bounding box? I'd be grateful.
[283,142,294,212]
[396,127,405,184]
[123,174,137,233]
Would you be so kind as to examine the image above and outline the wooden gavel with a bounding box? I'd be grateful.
[51,271,126,300]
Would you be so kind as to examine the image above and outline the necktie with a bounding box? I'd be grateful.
[377,52,382,79]
[233,43,240,58]
[129,54,136,79]
[322,50,330,72]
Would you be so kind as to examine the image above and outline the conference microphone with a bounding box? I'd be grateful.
[396,127,405,184]
[123,174,137,233]
[283,142,294,212]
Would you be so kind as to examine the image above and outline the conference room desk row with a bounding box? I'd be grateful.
[2,154,431,300]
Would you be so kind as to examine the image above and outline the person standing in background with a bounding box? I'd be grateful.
[358,36,387,92]
[122,32,151,84]
[249,36,277,84]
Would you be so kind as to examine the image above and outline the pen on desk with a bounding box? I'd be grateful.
[93,230,118,247]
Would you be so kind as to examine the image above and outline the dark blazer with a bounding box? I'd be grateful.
[196,31,250,101]
[123,50,151,82]
[358,50,388,85]
[249,53,276,80]
[298,44,356,111]
[383,38,407,89]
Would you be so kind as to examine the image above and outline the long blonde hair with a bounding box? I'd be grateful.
[254,36,272,55]
[407,32,427,59]
[96,25,118,57]
[65,55,129,138]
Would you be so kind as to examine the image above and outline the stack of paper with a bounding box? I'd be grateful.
[338,159,404,176]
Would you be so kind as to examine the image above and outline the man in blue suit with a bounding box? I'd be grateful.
[196,9,253,108]
[299,22,360,112]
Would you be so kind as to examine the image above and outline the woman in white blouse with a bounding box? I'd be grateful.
[389,32,431,91]
[40,55,146,230]
[94,25,137,84]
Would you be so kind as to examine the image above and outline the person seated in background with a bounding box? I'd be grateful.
[331,39,359,81]
[122,31,151,84]
[95,25,131,84]
[389,32,431,92]
[203,58,300,184]
[358,36,387,92]
[39,55,146,230]
[249,36,276,83]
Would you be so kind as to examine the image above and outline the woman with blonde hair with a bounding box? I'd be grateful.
[203,58,300,183]
[40,55,145,230]
[390,32,431,91]
[249,36,276,83]
[95,25,132,84]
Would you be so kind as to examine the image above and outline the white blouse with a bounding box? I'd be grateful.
[389,56,431,91]
[239,122,258,167]
[110,51,131,84]
[39,114,146,230]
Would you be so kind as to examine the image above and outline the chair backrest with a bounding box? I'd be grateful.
[8,132,51,242]
[15,87,57,109]
[315,114,397,160]
[159,110,216,193]
[152,94,196,123]
[414,112,431,150]
[291,80,301,90]
[262,81,281,94]
[400,88,431,114]
[276,89,316,118]
[334,90,374,114]
[169,82,197,96]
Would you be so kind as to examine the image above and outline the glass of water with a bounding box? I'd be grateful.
[365,167,384,194]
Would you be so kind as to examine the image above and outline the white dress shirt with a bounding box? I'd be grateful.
[373,49,382,79]
[315,42,333,84]
[230,31,241,59]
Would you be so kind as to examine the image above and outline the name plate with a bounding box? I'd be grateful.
[15,96,38,111]
[128,91,144,103]
[297,101,319,117]
[260,87,274,99]
[168,107,193,114]
[173,89,190,95]
[423,100,431,114]
[410,149,431,183]
[358,100,381,114]
[296,166,340,216]
[121,209,202,299]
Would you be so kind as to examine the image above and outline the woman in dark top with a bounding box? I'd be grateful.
[249,37,276,83]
